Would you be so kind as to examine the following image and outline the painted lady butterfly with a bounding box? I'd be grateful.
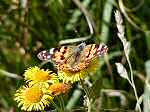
[37,43,108,72]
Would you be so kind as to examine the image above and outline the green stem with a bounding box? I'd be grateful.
[66,89,82,110]
[51,101,60,112]
[126,54,141,112]
[60,95,65,112]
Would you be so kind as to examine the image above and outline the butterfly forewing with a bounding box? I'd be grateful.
[37,50,52,61]
[51,45,77,64]
[80,43,108,62]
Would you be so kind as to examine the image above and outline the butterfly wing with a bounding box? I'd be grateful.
[37,43,108,71]
[51,45,77,64]
[58,44,102,71]
[52,43,86,64]
[37,50,52,61]
[80,43,108,62]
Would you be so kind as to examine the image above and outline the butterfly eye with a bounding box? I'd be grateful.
[37,50,51,61]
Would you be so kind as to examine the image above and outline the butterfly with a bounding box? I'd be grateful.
[37,43,108,72]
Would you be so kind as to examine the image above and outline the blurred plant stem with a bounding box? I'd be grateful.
[59,0,94,45]
[100,0,114,43]
[52,96,65,112]
[0,69,22,80]
[66,89,82,111]
[20,0,30,49]
[104,54,114,88]
[72,0,95,35]
[118,0,143,31]
[59,35,91,45]
[144,60,150,112]
[59,95,65,112]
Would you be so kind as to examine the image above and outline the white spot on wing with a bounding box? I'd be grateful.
[49,48,55,54]
[42,50,47,53]
[98,44,103,51]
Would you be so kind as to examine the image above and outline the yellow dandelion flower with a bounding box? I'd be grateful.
[48,83,71,96]
[14,84,53,111]
[58,57,100,83]
[24,66,58,85]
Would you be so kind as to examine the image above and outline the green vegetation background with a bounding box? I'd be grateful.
[0,0,150,111]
